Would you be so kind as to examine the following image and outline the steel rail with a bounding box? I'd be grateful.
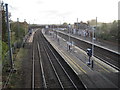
[32,47,35,90]
[37,42,47,88]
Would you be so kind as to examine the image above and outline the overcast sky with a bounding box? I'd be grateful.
[2,0,120,24]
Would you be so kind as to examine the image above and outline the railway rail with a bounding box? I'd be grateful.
[32,30,86,89]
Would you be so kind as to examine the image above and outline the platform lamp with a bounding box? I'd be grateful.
[68,23,71,50]
[68,23,71,43]
[91,17,97,68]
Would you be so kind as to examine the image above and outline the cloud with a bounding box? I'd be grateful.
[3,0,119,24]
[43,10,58,14]
[36,0,43,4]
[58,11,72,17]
[9,5,17,11]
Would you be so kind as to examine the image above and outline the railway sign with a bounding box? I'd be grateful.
[86,48,92,66]
[87,48,92,57]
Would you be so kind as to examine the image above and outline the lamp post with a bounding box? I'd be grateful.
[5,4,13,69]
[92,27,95,57]
[68,23,71,50]
[92,17,97,57]
[91,17,97,68]
[77,18,78,34]
[55,24,57,38]
[53,25,54,38]
[68,23,71,43]
[24,19,26,36]
[17,18,19,41]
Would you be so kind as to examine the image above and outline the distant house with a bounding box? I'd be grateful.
[73,21,95,37]
[74,21,89,30]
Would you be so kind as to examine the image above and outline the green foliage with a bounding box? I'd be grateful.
[2,19,28,60]
[0,40,2,61]
[10,22,28,43]
[2,41,8,60]
[63,22,68,26]
[2,10,7,42]
[109,21,118,38]
[96,20,118,42]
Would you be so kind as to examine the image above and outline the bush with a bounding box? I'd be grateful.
[96,20,118,42]
[2,41,8,60]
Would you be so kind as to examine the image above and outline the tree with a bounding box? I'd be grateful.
[109,20,118,40]
[63,22,68,26]
[2,8,7,42]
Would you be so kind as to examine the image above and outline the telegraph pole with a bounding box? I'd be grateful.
[5,4,13,69]
[68,24,71,43]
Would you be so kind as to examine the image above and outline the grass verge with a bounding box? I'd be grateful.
[7,47,27,88]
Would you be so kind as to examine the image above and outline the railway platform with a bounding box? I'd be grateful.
[58,30,119,53]
[42,30,119,89]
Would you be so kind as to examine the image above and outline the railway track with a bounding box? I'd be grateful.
[32,30,86,89]
[32,32,46,89]
[57,31,120,71]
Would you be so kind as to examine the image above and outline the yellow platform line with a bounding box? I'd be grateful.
[61,50,87,74]
[61,53,80,74]
[95,62,110,73]
[75,45,110,73]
